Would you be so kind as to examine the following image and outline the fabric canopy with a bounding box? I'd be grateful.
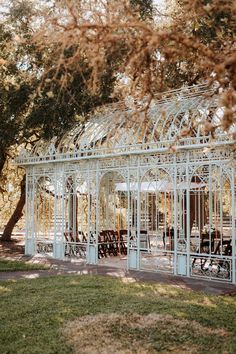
[115,181,206,192]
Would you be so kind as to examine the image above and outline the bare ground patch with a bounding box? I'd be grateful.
[63,313,229,354]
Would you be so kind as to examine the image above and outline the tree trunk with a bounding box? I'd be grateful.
[1,175,26,242]
[0,152,6,176]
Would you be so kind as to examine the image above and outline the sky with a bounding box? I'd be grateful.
[153,0,166,10]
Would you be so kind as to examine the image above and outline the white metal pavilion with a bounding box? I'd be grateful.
[17,84,236,283]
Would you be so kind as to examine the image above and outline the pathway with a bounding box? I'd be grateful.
[1,255,236,295]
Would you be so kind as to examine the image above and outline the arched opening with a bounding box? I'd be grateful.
[35,176,55,255]
[190,165,233,281]
[98,171,128,268]
[139,168,174,273]
[64,175,89,260]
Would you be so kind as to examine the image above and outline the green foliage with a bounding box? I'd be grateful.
[188,0,234,46]
[0,24,32,170]
[130,0,154,20]
[0,0,118,147]
[0,275,235,353]
[0,0,155,160]
[161,0,235,89]
[25,66,115,141]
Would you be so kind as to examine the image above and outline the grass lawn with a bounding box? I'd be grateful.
[0,258,49,272]
[0,275,235,353]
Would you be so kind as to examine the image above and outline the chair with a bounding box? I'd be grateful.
[98,231,107,258]
[119,230,128,255]
[103,230,114,256]
[109,230,118,256]
[64,230,87,258]
[192,230,232,279]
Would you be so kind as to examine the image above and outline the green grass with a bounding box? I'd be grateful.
[0,275,235,353]
[0,258,49,272]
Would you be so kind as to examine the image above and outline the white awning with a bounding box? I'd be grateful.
[115,181,206,192]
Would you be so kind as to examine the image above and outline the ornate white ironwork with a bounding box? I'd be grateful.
[18,84,236,284]
[36,241,53,255]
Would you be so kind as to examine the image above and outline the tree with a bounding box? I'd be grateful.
[1,0,235,241]
[0,23,32,175]
[29,0,235,133]
[1,175,26,241]
[175,0,235,131]
[0,0,154,241]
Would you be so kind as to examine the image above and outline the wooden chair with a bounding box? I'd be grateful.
[98,232,107,258]
[119,229,128,255]
[192,230,232,279]
[108,230,118,256]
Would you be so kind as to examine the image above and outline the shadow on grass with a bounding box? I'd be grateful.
[0,239,24,256]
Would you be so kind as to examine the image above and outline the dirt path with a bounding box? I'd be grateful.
[1,238,236,296]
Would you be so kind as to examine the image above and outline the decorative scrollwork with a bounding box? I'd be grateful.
[191,256,231,281]
[177,239,187,252]
[19,148,29,158]
[64,242,87,259]
[48,143,56,155]
[36,242,53,254]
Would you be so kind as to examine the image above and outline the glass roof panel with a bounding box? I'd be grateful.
[32,84,234,157]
